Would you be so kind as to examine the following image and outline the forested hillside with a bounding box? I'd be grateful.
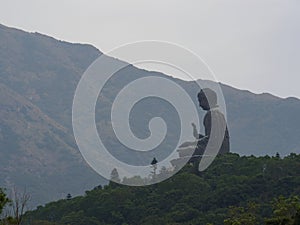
[21,153,300,225]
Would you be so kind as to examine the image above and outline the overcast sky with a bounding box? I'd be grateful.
[0,0,299,98]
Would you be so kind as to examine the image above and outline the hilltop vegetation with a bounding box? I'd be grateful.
[19,153,300,225]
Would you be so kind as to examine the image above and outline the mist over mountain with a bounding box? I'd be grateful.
[0,24,299,206]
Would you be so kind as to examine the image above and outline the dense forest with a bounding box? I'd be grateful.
[1,153,300,225]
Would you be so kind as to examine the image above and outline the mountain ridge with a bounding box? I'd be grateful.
[0,23,299,206]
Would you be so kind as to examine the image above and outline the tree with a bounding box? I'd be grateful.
[294,212,300,225]
[265,196,300,225]
[224,202,260,225]
[5,187,30,225]
[0,188,9,216]
[110,168,121,184]
[150,157,158,180]
[66,193,72,200]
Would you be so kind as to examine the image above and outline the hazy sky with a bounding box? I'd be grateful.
[0,0,299,98]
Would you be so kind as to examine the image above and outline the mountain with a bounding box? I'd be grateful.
[0,23,300,206]
[223,84,300,156]
[0,24,105,207]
